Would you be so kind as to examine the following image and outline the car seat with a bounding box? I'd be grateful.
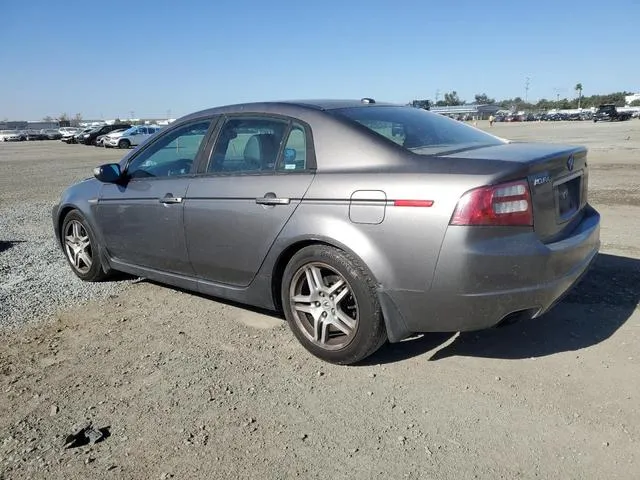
[243,134,278,171]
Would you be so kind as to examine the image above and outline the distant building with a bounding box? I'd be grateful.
[0,120,58,130]
[625,93,640,105]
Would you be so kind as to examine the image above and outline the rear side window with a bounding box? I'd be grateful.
[207,117,289,173]
[332,106,504,155]
[277,123,307,171]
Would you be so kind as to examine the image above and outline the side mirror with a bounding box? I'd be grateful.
[93,163,123,183]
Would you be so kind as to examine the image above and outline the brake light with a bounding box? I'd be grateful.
[450,180,533,226]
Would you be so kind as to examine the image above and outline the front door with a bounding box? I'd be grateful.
[185,116,315,286]
[97,118,213,274]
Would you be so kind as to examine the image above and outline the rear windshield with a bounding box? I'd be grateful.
[332,106,504,155]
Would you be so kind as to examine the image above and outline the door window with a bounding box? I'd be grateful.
[207,117,289,173]
[277,123,307,171]
[126,120,211,179]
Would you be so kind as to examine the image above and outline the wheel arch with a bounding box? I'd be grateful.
[269,237,411,343]
[56,204,112,273]
[271,239,352,311]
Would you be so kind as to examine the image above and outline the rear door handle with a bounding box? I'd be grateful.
[159,195,183,204]
[255,197,290,205]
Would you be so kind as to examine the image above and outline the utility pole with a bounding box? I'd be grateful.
[435,90,440,104]
[525,77,530,104]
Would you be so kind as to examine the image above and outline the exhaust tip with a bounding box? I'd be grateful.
[496,308,541,328]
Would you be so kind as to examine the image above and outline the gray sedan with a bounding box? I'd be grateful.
[53,99,600,364]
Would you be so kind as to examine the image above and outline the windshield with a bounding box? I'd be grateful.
[332,106,505,155]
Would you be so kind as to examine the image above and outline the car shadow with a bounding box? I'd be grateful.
[0,240,25,253]
[139,279,285,321]
[362,253,640,365]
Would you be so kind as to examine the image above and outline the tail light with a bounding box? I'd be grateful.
[450,180,533,226]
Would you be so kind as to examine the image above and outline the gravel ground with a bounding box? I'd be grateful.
[0,122,639,479]
[0,200,132,327]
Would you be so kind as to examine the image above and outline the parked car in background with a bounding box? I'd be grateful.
[24,129,47,141]
[59,127,79,136]
[53,98,600,364]
[62,127,93,144]
[0,130,25,142]
[79,124,132,145]
[103,125,162,149]
[41,129,63,140]
[593,104,632,122]
[96,128,128,147]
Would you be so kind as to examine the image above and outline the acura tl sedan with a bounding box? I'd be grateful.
[53,99,600,364]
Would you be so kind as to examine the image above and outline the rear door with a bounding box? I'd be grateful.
[184,115,315,286]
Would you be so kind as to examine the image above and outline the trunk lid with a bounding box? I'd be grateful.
[443,142,589,243]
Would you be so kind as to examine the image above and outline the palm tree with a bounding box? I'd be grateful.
[575,83,583,109]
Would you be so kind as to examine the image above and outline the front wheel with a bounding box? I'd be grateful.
[118,139,131,149]
[61,210,110,282]
[281,245,387,365]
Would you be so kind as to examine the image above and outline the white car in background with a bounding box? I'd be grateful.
[104,125,162,148]
[59,128,82,142]
[0,130,25,142]
[96,128,128,147]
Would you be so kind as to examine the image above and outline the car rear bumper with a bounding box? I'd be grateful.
[383,204,600,335]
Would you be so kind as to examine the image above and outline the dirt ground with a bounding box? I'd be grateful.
[1,120,639,479]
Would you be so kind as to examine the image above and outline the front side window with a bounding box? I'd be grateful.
[207,117,289,173]
[332,106,504,155]
[126,120,211,179]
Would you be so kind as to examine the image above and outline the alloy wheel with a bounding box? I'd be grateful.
[289,262,359,350]
[64,220,93,274]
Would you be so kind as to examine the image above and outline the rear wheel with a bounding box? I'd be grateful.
[118,139,131,149]
[281,245,387,365]
[61,210,109,282]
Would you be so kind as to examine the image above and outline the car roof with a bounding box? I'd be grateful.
[180,99,400,122]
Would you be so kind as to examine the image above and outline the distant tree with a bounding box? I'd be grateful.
[56,113,70,127]
[575,83,583,108]
[474,93,496,105]
[443,91,464,106]
[43,115,53,122]
[629,99,640,107]
[435,100,447,107]
[560,98,572,109]
[74,113,82,122]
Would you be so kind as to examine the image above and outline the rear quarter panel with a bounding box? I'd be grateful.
[265,170,496,293]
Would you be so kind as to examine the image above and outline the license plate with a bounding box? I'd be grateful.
[556,176,581,219]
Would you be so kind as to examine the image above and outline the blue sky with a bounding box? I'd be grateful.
[1,0,638,120]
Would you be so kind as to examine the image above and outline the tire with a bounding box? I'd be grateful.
[60,210,110,282]
[118,139,131,149]
[281,245,387,365]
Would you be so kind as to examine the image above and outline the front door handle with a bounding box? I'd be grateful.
[255,196,290,205]
[159,195,183,204]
